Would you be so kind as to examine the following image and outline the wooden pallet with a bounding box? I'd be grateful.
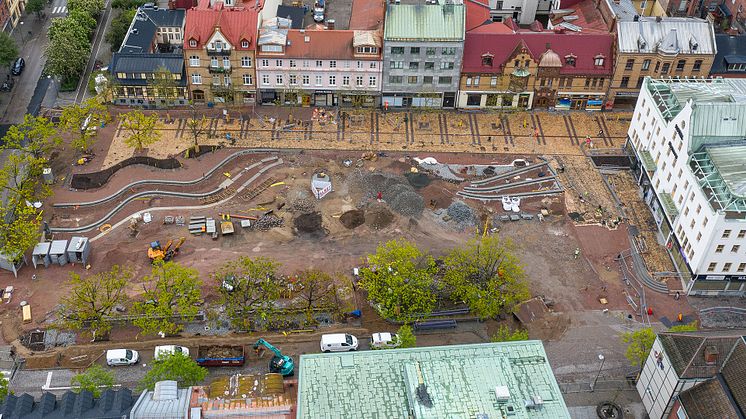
[241,177,276,202]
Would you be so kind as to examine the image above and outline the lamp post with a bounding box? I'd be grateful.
[591,354,606,392]
[19,21,25,44]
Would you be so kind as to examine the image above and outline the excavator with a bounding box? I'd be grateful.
[148,237,186,263]
[252,339,294,376]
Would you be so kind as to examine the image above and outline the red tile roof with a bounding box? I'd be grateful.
[467,21,515,34]
[349,0,385,30]
[462,32,614,75]
[549,0,611,33]
[184,6,259,50]
[269,30,380,60]
[465,0,492,32]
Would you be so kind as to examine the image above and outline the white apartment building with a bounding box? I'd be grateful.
[256,21,383,107]
[627,77,746,295]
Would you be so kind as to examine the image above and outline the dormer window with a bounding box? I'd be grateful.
[214,41,223,51]
[356,46,378,54]
[594,55,605,66]
[481,53,494,67]
[638,35,647,50]
[241,40,249,48]
[565,54,576,66]
[189,39,197,48]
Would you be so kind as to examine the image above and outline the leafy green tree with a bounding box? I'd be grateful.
[45,18,91,81]
[394,324,416,348]
[491,325,529,342]
[359,239,437,322]
[669,321,698,332]
[0,198,42,263]
[120,110,161,151]
[1,114,61,159]
[71,365,115,397]
[294,269,336,311]
[443,236,530,319]
[132,261,203,336]
[149,67,180,107]
[185,112,209,155]
[0,32,18,67]
[214,256,281,331]
[58,266,130,338]
[69,8,97,38]
[138,352,207,391]
[106,9,136,51]
[67,0,104,16]
[622,327,656,369]
[60,99,110,152]
[0,374,10,403]
[25,0,46,19]
[0,152,51,201]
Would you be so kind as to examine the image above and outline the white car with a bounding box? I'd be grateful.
[370,332,401,349]
[320,333,358,352]
[106,349,139,366]
[154,345,190,360]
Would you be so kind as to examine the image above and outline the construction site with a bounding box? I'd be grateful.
[0,108,695,394]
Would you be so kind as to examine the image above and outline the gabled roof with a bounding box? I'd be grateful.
[465,0,491,32]
[141,7,185,27]
[658,331,745,379]
[0,389,134,419]
[266,29,380,60]
[462,32,614,75]
[110,53,186,84]
[349,0,385,30]
[712,34,746,75]
[184,7,259,49]
[617,17,716,54]
[384,3,465,41]
[275,5,304,29]
[678,378,741,419]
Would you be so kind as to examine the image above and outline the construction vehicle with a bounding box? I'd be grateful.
[252,339,294,376]
[196,345,245,367]
[148,237,186,263]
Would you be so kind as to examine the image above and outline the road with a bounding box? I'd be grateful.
[74,0,114,104]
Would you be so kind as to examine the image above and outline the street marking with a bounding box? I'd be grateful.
[42,371,53,390]
[52,6,68,14]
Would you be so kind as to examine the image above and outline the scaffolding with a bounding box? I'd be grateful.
[690,145,746,213]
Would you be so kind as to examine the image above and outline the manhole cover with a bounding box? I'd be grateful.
[597,401,623,419]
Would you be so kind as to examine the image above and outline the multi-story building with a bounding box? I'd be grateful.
[183,0,279,105]
[487,0,554,24]
[610,17,716,108]
[381,0,465,108]
[109,6,189,107]
[627,77,746,295]
[458,31,614,110]
[256,24,383,107]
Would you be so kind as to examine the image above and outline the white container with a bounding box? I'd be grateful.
[502,196,512,211]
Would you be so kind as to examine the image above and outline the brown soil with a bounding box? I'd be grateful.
[365,203,394,230]
[293,212,324,234]
[340,210,365,229]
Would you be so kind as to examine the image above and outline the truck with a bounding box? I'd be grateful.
[196,345,245,367]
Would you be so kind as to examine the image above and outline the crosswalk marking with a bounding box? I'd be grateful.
[51,6,67,14]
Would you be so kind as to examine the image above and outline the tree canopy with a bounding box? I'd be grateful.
[149,67,179,107]
[120,110,161,151]
[214,256,281,331]
[45,18,91,81]
[68,8,98,38]
[25,0,46,18]
[443,236,530,319]
[394,324,416,348]
[622,327,656,369]
[0,375,9,403]
[491,325,529,342]
[668,321,698,332]
[359,239,437,322]
[0,32,18,67]
[0,198,42,263]
[67,0,105,16]
[71,365,115,397]
[132,261,203,336]
[106,9,137,52]
[58,266,130,338]
[138,352,207,391]
[60,99,110,152]
[1,114,60,159]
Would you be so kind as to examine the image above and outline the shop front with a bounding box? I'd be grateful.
[610,90,640,109]
[554,92,606,110]
[382,93,443,108]
[340,92,379,107]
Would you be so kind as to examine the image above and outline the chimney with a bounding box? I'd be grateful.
[704,346,718,365]
[327,19,335,29]
[633,14,639,21]
[656,16,662,22]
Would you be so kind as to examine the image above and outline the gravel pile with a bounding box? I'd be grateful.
[390,191,424,217]
[253,214,284,230]
[350,171,424,218]
[447,201,477,226]
[289,197,317,213]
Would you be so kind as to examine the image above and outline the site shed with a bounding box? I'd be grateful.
[48,240,69,266]
[31,242,51,269]
[66,236,91,264]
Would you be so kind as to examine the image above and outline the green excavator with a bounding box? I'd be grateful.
[252,339,295,376]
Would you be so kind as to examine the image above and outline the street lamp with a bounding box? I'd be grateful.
[19,21,24,44]
[591,354,606,392]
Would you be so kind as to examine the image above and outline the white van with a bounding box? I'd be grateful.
[370,332,401,349]
[154,345,189,360]
[106,349,139,366]
[320,333,358,352]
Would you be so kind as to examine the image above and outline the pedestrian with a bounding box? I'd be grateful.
[573,248,580,259]
[674,291,680,300]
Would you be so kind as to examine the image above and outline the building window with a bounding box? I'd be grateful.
[625,59,634,70]
[440,62,454,70]
[708,262,717,272]
[738,230,746,239]
[390,61,403,69]
[356,46,378,54]
[732,245,741,253]
[409,62,419,70]
[661,63,670,74]
[329,60,336,68]
[424,62,434,70]
[594,55,604,66]
[466,77,472,86]
[438,76,452,84]
[410,47,420,54]
[289,59,296,68]
[302,75,310,85]
[211,57,218,67]
[241,56,251,67]
[676,59,686,71]
[426,47,436,55]
[357,61,363,69]
[442,47,456,55]
[423,76,433,84]
[693,60,702,72]
[642,59,651,71]
[274,59,282,67]
[369,76,376,87]
[191,74,202,84]
[223,57,230,68]
[482,54,493,66]
[189,39,197,47]
[303,60,309,67]
[241,40,249,48]
[565,55,576,66]
[490,76,497,87]
[328,75,336,86]
[342,76,350,86]
[473,76,480,86]
[716,245,725,253]
[224,75,231,85]
[356,76,364,87]
[289,75,297,85]
[316,60,323,67]
[738,263,746,272]
[636,77,644,88]
[276,75,283,85]
[370,62,376,69]
[212,75,220,85]
[696,232,702,241]
[407,76,417,84]
[261,59,269,67]
[315,75,322,86]
[389,75,403,84]
[724,263,732,272]
[189,56,200,67]
[391,47,404,54]
[724,229,732,238]
[262,74,270,85]
[620,77,629,88]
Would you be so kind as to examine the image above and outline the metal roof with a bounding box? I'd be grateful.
[384,2,465,41]
[297,341,569,419]
[0,389,134,419]
[111,52,185,76]
[131,384,191,419]
[617,17,715,54]
[690,143,746,213]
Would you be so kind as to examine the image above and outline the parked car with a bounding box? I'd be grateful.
[154,345,190,359]
[370,332,400,349]
[320,333,358,352]
[106,349,139,366]
[11,57,24,76]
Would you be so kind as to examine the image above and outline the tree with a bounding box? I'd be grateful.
[0,198,42,263]
[138,352,207,391]
[58,266,130,338]
[185,112,209,155]
[60,99,110,152]
[120,110,161,151]
[622,327,656,369]
[69,8,97,38]
[149,67,179,107]
[359,239,437,322]
[1,114,61,159]
[132,261,203,336]
[214,256,281,331]
[294,269,336,311]
[394,324,416,348]
[0,32,18,67]
[106,9,136,52]
[0,152,51,201]
[71,365,115,397]
[669,321,698,332]
[442,236,530,319]
[67,0,104,16]
[45,18,91,81]
[25,0,46,19]
[491,325,529,342]
[0,375,10,403]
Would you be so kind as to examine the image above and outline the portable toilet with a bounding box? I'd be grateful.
[66,237,91,265]
[31,242,51,268]
[48,240,69,266]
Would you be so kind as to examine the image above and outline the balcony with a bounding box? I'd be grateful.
[209,66,232,74]
[206,49,231,56]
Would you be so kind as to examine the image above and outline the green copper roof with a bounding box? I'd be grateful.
[384,3,465,41]
[297,341,570,419]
